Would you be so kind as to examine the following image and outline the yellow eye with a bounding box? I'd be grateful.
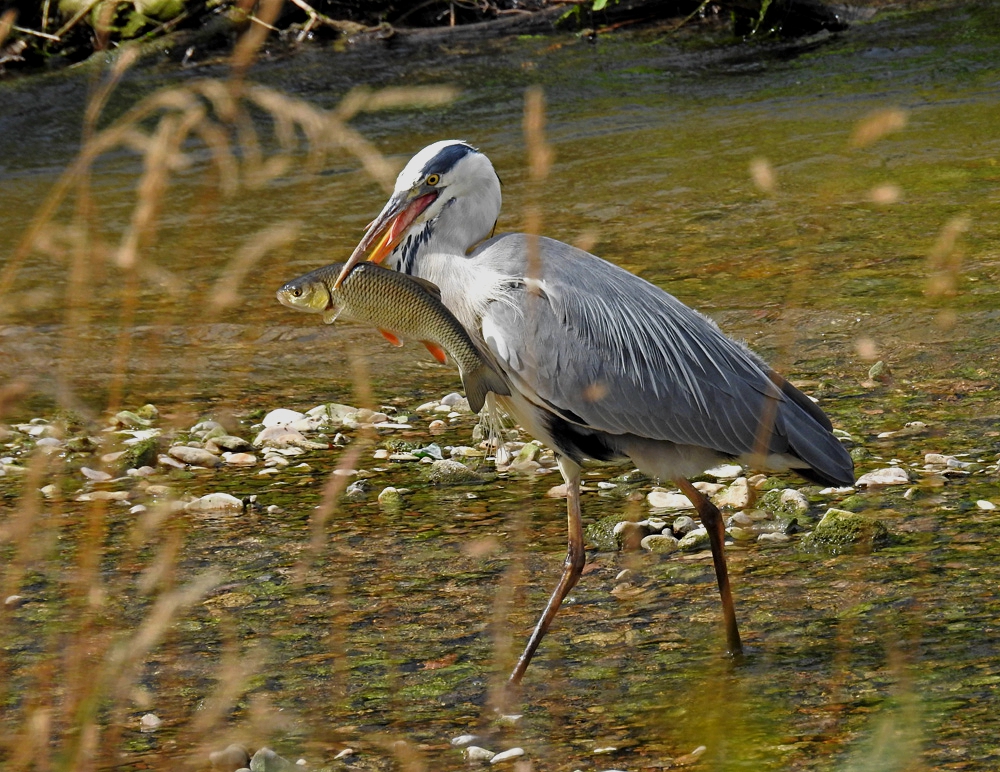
[426,173,441,186]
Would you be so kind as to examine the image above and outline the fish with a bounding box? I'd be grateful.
[276,261,510,413]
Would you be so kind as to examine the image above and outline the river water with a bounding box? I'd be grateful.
[1,3,1000,771]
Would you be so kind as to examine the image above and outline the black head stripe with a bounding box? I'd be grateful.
[419,143,476,178]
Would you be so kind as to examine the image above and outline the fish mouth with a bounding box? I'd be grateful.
[334,190,438,288]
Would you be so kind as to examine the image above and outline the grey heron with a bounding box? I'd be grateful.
[334,140,855,687]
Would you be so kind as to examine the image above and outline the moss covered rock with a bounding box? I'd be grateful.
[805,508,890,552]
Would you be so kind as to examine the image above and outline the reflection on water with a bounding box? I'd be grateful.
[2,3,1000,770]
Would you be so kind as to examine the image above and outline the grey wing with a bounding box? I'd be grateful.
[475,235,851,482]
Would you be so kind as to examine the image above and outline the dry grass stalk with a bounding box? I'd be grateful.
[1,15,458,767]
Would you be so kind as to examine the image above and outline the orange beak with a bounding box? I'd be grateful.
[334,191,438,288]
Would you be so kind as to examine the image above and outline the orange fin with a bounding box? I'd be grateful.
[379,329,403,347]
[422,341,447,364]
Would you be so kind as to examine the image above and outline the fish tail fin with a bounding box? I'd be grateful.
[462,361,511,414]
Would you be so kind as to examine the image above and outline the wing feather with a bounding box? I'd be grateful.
[473,235,801,460]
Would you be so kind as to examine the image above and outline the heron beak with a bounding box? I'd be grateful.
[334,190,438,288]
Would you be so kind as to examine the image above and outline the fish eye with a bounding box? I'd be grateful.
[291,287,303,298]
[426,173,441,186]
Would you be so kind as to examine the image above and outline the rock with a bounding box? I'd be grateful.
[464,746,495,762]
[671,515,698,535]
[727,511,754,528]
[139,713,161,732]
[119,437,160,471]
[647,490,694,510]
[677,527,710,550]
[641,533,680,553]
[610,469,652,485]
[758,532,790,544]
[262,409,305,428]
[976,500,996,511]
[224,453,257,465]
[586,514,627,551]
[727,526,756,541]
[81,466,113,482]
[209,435,254,453]
[113,410,152,429]
[415,401,439,412]
[876,421,927,439]
[514,442,541,464]
[210,744,251,772]
[191,420,224,436]
[693,481,725,496]
[806,508,890,552]
[249,747,295,772]
[253,426,324,450]
[168,445,222,468]
[855,467,909,486]
[714,477,755,509]
[612,520,647,548]
[428,419,447,434]
[778,488,810,515]
[440,392,464,406]
[490,747,525,764]
[426,458,483,484]
[451,734,479,747]
[77,490,130,502]
[759,487,809,516]
[186,493,244,513]
[135,404,159,420]
[705,464,742,479]
[377,487,405,507]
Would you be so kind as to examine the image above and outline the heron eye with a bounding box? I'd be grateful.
[426,173,441,186]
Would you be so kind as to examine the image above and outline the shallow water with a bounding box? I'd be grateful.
[2,3,1000,770]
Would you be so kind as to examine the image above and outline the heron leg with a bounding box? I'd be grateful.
[674,477,744,657]
[508,459,586,686]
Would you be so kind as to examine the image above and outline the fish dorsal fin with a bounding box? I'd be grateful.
[421,341,447,364]
[407,274,444,302]
[379,329,404,347]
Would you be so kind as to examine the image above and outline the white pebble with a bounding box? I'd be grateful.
[855,467,909,486]
[167,446,222,468]
[490,748,525,764]
[451,735,479,747]
[415,401,439,412]
[81,466,112,482]
[976,500,996,510]
[464,746,495,761]
[705,464,742,479]
[333,749,353,760]
[758,532,790,544]
[139,713,161,732]
[262,408,305,427]
[647,490,694,509]
[186,493,243,513]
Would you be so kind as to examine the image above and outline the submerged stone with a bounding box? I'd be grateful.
[805,508,890,552]
[426,458,483,484]
[856,467,909,486]
[249,747,294,772]
[641,533,680,553]
[210,744,251,772]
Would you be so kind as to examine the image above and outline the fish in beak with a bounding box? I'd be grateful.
[334,189,438,288]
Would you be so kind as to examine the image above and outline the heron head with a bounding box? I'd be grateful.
[335,140,502,286]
